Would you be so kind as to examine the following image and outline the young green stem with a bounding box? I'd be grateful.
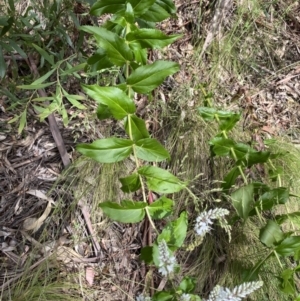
[274,250,283,269]
[248,250,274,279]
[127,110,158,234]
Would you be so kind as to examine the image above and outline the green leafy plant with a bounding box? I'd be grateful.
[0,0,89,132]
[75,0,264,300]
[198,105,300,299]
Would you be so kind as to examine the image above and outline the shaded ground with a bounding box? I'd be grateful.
[1,0,300,300]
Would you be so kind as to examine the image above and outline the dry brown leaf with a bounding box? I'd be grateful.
[261,125,276,135]
[56,246,80,263]
[26,189,53,201]
[23,190,55,233]
[85,266,95,286]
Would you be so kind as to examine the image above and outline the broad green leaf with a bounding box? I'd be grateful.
[111,14,133,28]
[32,43,54,65]
[156,0,176,14]
[96,104,113,120]
[179,277,196,293]
[115,83,128,92]
[126,29,181,49]
[269,151,288,160]
[233,143,270,166]
[125,2,134,23]
[136,18,156,29]
[147,196,173,219]
[87,49,114,71]
[210,137,235,156]
[140,246,153,263]
[275,236,300,256]
[276,212,300,227]
[152,291,174,301]
[127,60,180,93]
[18,109,27,134]
[138,166,185,193]
[269,167,283,182]
[82,85,135,119]
[17,82,56,90]
[221,166,240,191]
[99,200,146,223]
[80,26,133,66]
[77,138,133,163]
[255,187,289,211]
[102,18,125,34]
[158,211,188,250]
[259,220,284,247]
[231,184,254,220]
[31,68,56,85]
[128,0,156,16]
[130,44,147,65]
[279,269,295,295]
[219,112,241,131]
[198,107,217,121]
[0,17,9,26]
[0,46,6,79]
[139,3,170,22]
[90,0,125,16]
[252,182,270,195]
[119,173,141,193]
[124,114,150,141]
[135,138,170,162]
[241,265,262,282]
[198,107,240,131]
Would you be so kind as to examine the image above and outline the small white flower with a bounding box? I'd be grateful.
[180,293,191,301]
[158,239,177,276]
[136,294,152,301]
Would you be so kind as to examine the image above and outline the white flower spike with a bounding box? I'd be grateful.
[194,208,230,237]
[205,281,263,301]
[158,239,177,276]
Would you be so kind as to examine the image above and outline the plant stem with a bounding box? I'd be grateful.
[274,250,283,269]
[126,84,158,234]
[145,207,159,235]
[248,250,274,279]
